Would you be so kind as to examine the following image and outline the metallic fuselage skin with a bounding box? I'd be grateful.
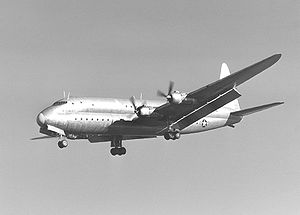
[38,97,237,142]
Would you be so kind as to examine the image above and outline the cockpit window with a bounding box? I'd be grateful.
[53,100,67,106]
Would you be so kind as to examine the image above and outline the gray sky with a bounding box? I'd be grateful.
[0,0,299,214]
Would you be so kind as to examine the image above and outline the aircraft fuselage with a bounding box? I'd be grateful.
[37,97,236,142]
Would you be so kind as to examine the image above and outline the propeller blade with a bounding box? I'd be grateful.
[157,90,167,97]
[129,96,137,111]
[168,81,174,95]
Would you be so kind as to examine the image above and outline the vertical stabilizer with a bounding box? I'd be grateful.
[220,63,231,79]
[220,63,241,111]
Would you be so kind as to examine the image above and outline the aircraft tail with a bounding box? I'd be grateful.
[220,63,241,111]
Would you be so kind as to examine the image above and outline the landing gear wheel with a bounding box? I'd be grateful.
[58,140,68,149]
[58,141,64,148]
[164,131,181,141]
[62,140,68,147]
[119,147,126,155]
[110,148,117,156]
[169,133,175,140]
[110,147,126,156]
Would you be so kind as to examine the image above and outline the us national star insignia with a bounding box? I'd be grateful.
[202,119,208,127]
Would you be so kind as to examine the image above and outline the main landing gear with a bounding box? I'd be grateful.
[164,130,181,140]
[110,136,126,156]
[58,139,68,149]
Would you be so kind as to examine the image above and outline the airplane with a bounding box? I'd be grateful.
[33,54,283,156]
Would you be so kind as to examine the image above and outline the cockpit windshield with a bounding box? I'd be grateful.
[52,100,68,106]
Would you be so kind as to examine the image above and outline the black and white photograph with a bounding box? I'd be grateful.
[0,0,299,214]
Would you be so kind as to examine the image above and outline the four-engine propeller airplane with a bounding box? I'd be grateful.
[33,54,283,156]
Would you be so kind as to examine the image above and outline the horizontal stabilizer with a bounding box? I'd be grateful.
[231,102,284,117]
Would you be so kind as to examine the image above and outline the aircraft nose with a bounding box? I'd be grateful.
[36,112,46,126]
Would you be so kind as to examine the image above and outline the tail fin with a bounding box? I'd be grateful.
[230,102,283,117]
[220,63,241,111]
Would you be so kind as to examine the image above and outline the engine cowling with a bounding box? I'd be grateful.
[138,106,152,116]
[170,92,183,104]
[168,91,186,104]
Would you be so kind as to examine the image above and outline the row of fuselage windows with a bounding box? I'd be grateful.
[74,118,111,122]
[54,100,135,110]
[70,102,134,109]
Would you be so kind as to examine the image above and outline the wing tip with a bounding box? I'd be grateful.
[272,53,282,62]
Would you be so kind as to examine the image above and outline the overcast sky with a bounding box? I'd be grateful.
[0,0,299,214]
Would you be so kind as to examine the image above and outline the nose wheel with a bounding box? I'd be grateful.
[58,140,68,148]
[110,136,126,156]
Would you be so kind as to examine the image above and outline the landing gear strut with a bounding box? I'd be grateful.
[110,136,126,156]
[58,140,68,148]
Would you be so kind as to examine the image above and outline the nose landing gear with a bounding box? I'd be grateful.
[110,136,126,156]
[58,140,68,148]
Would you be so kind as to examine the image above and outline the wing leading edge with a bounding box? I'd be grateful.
[187,54,281,101]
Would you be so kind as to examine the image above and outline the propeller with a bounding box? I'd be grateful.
[130,96,138,113]
[130,96,147,116]
[63,91,70,100]
[157,81,174,100]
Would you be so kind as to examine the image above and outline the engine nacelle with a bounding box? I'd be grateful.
[138,106,153,116]
[169,91,186,104]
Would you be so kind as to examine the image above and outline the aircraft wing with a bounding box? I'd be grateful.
[153,54,281,125]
